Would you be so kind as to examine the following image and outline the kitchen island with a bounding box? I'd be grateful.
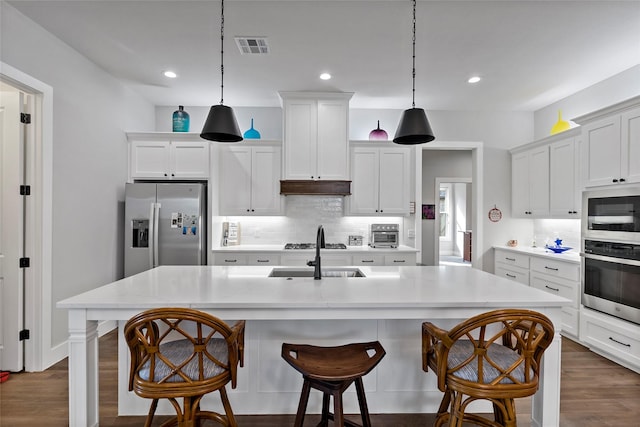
[58,265,568,427]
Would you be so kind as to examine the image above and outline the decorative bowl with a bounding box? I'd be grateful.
[545,245,572,254]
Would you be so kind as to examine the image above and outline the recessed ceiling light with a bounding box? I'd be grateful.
[163,70,178,78]
[468,76,481,84]
[320,73,331,80]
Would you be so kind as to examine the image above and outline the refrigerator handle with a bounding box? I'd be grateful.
[153,202,161,268]
[148,203,156,269]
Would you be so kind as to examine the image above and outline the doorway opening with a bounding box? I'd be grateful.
[435,178,472,267]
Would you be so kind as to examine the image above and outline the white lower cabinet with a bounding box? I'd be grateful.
[494,248,580,338]
[213,251,417,266]
[280,253,352,267]
[494,250,530,285]
[212,253,280,266]
[580,308,640,374]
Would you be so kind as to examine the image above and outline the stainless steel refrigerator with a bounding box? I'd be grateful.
[124,182,206,277]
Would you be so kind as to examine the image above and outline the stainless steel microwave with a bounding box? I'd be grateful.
[582,186,640,241]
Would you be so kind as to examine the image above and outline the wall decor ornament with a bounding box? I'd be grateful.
[488,205,502,222]
[243,118,261,139]
[369,120,388,140]
[422,204,435,220]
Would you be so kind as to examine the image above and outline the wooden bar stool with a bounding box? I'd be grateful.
[281,341,386,427]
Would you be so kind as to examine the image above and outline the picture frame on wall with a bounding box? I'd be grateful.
[422,204,435,220]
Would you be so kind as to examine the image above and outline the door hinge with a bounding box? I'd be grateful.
[20,185,31,196]
[19,329,30,341]
[20,113,31,124]
[19,257,30,268]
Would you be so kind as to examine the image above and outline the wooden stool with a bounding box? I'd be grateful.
[281,341,386,427]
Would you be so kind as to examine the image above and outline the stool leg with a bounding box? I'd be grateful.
[333,390,345,427]
[319,392,331,426]
[294,379,312,427]
[354,377,372,427]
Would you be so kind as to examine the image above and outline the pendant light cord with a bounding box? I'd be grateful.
[220,0,225,105]
[411,0,416,108]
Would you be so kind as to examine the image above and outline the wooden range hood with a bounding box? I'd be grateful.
[280,180,351,196]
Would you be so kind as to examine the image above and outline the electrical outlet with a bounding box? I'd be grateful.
[407,229,415,238]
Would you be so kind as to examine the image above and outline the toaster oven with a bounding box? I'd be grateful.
[370,224,399,248]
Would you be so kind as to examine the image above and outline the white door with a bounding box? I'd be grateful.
[0,89,25,371]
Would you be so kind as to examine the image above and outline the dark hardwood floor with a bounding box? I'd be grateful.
[1,331,639,426]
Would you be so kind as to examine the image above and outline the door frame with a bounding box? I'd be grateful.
[434,177,472,265]
[414,141,483,268]
[1,62,54,371]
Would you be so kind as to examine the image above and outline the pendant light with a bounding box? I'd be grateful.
[201,0,243,142]
[393,0,435,145]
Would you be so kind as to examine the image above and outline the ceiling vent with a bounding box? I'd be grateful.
[235,37,270,55]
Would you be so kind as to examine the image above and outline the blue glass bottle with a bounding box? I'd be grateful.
[172,105,190,132]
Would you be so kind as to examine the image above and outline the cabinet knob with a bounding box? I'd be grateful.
[620,178,626,182]
[164,173,168,177]
[171,173,175,177]
[613,179,619,183]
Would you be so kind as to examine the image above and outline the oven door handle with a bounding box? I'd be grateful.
[581,252,640,267]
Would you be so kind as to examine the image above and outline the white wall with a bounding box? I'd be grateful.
[0,4,155,357]
[534,65,640,139]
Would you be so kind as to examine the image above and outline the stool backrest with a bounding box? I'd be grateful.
[124,307,245,396]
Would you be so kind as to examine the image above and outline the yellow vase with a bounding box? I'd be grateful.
[550,110,570,135]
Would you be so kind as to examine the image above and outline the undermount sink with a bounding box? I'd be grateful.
[268,267,365,278]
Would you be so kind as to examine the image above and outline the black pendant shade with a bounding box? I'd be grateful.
[393,108,435,144]
[200,104,243,142]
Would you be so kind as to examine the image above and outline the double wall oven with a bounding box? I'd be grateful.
[582,186,640,325]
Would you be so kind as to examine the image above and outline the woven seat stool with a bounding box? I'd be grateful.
[281,341,385,427]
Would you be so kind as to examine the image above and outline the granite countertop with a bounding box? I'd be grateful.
[493,245,580,264]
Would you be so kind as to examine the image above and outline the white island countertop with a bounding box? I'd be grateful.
[57,265,568,427]
[58,265,567,315]
[494,245,580,264]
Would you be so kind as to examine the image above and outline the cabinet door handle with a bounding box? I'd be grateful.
[608,336,631,347]
[393,259,406,263]
[256,259,270,263]
[545,285,560,292]
[361,260,375,263]
[544,266,559,271]
[506,273,516,278]
[620,178,626,182]
[225,259,238,263]
[613,179,619,183]
[505,257,516,262]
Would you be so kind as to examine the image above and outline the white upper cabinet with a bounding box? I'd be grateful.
[576,98,640,188]
[350,144,410,215]
[512,145,549,217]
[218,144,282,215]
[280,92,353,180]
[128,134,210,180]
[549,135,581,217]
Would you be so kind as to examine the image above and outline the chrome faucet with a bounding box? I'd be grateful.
[306,225,325,280]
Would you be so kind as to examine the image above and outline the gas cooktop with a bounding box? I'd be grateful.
[284,243,347,250]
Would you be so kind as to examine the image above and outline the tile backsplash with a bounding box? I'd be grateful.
[533,219,581,249]
[213,196,411,247]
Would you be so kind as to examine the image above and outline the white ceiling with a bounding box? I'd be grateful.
[7,0,640,110]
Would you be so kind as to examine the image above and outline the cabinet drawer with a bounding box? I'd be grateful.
[213,254,248,265]
[353,254,385,266]
[580,309,640,370]
[530,273,579,308]
[494,250,529,269]
[246,254,280,265]
[494,265,529,285]
[530,257,579,281]
[384,253,415,266]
